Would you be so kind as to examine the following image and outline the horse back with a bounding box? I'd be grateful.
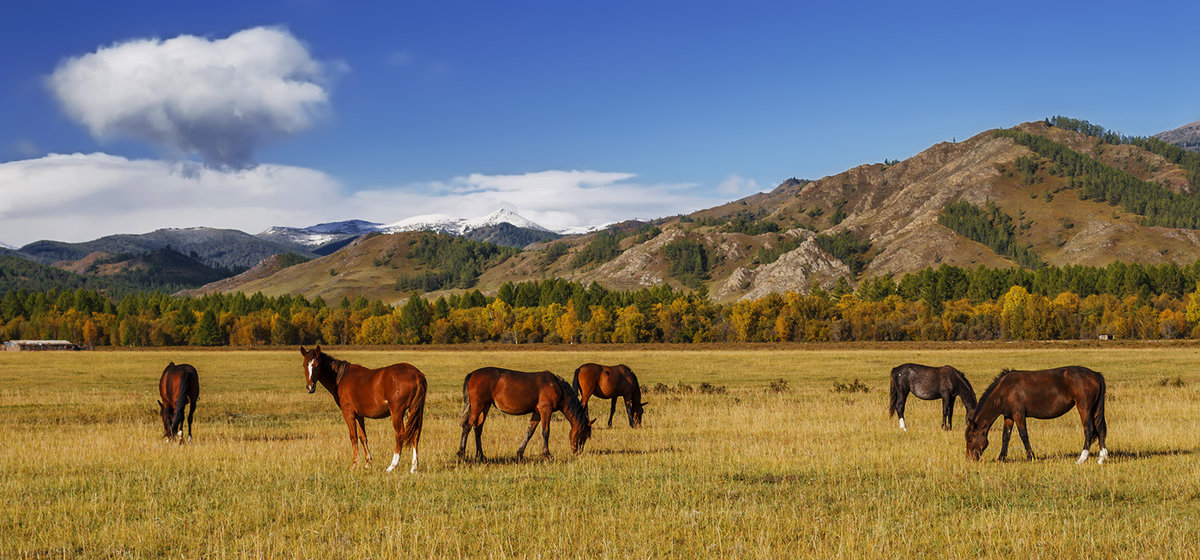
[992,367,1102,419]
[467,367,563,415]
[341,362,425,418]
[159,363,198,405]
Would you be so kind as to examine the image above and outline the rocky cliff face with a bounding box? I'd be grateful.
[1157,119,1200,154]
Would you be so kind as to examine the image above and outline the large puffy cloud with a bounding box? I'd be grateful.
[0,156,720,246]
[47,27,330,170]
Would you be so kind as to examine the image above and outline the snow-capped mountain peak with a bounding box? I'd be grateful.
[381,210,550,235]
[0,241,16,250]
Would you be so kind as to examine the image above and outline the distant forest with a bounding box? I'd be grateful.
[8,259,1200,345]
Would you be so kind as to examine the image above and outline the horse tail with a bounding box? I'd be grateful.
[888,366,901,417]
[572,366,582,394]
[399,373,427,449]
[1093,371,1107,436]
[171,366,192,434]
[460,371,473,428]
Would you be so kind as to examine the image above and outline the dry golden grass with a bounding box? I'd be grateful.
[2,345,1200,559]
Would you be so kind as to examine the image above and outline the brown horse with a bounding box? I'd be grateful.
[573,363,647,428]
[965,366,1107,464]
[458,367,594,461]
[888,363,977,431]
[158,362,198,443]
[300,346,427,473]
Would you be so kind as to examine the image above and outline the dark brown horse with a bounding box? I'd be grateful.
[965,366,1107,464]
[573,363,647,428]
[158,362,198,443]
[300,346,427,473]
[888,363,977,431]
[458,367,594,461]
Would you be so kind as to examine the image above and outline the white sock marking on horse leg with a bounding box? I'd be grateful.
[1076,449,1089,464]
[1098,448,1108,464]
[410,448,418,473]
[386,452,400,472]
[899,418,906,431]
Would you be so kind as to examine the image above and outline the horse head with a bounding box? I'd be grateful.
[570,418,596,455]
[627,400,648,428]
[299,345,324,393]
[964,419,988,461]
[158,400,171,438]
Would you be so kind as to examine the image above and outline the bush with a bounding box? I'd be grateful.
[831,379,870,393]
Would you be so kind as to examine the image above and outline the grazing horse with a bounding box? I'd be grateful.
[458,367,594,461]
[573,363,647,428]
[299,346,427,473]
[888,363,977,431]
[158,362,199,443]
[965,366,1107,464]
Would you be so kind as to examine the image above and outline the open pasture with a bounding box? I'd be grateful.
[2,345,1200,558]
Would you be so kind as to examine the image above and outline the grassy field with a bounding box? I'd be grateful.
[2,344,1200,559]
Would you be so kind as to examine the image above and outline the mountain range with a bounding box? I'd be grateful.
[6,116,1200,303]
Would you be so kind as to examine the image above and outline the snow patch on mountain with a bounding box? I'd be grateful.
[382,209,551,235]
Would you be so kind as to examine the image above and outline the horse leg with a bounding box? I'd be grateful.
[608,398,617,428]
[580,390,591,417]
[186,398,196,443]
[356,416,372,467]
[343,410,360,469]
[540,406,553,458]
[474,408,490,461]
[1096,409,1108,465]
[516,411,540,459]
[458,403,475,460]
[387,408,405,473]
[1014,414,1035,460]
[998,417,1013,461]
[896,390,908,431]
[941,395,955,431]
[1076,404,1095,464]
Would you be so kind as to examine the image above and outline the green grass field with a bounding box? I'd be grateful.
[2,345,1200,559]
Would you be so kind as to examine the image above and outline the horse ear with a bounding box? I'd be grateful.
[299,346,306,355]
[641,401,649,407]
[158,400,164,411]
[589,418,597,426]
[315,344,321,353]
[168,361,174,366]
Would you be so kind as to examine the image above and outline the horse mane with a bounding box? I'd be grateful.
[554,374,590,426]
[952,367,978,410]
[320,351,352,383]
[971,369,1013,422]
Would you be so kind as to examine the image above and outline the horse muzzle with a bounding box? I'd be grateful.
[307,383,316,393]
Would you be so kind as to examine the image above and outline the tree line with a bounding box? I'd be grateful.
[8,260,1200,346]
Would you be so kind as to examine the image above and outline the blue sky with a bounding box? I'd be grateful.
[2,0,1199,245]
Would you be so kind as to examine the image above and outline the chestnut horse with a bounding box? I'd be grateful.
[573,363,647,428]
[300,346,427,473]
[458,367,594,461]
[965,366,1107,464]
[158,362,198,443]
[888,363,977,431]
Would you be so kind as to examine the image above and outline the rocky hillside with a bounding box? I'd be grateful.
[191,118,1200,303]
[1157,119,1200,153]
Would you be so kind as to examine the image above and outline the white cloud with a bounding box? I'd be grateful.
[0,156,722,246]
[717,174,758,196]
[47,26,331,170]
[0,153,341,245]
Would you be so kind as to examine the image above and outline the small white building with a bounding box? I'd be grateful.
[3,340,81,351]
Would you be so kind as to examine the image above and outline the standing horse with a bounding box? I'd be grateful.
[458,367,594,461]
[158,362,199,443]
[300,346,427,473]
[965,366,1107,464]
[888,363,977,431]
[573,363,647,428]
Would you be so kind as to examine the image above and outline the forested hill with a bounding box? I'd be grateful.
[184,117,1200,305]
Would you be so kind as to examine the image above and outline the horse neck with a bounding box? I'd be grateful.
[557,386,588,429]
[969,397,1001,433]
[954,376,978,411]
